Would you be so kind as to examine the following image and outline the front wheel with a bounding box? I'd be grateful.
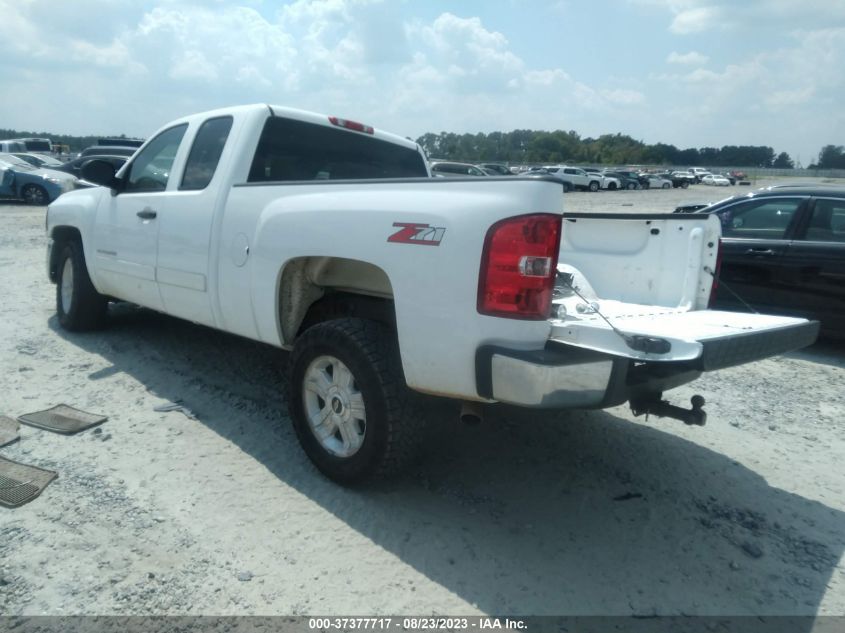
[662,183,671,189]
[626,182,636,190]
[681,181,689,189]
[288,318,426,483]
[607,182,617,191]
[22,184,49,205]
[56,240,108,331]
[588,181,600,192]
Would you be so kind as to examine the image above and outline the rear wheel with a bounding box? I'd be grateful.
[681,181,689,189]
[588,180,600,192]
[22,184,49,206]
[56,240,108,331]
[288,318,426,483]
[626,182,636,190]
[662,182,671,189]
[607,182,617,191]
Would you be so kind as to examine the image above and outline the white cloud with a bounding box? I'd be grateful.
[670,6,721,34]
[666,51,708,65]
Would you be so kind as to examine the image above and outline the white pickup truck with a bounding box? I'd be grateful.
[46,104,818,483]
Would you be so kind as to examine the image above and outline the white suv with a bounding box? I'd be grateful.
[543,165,602,192]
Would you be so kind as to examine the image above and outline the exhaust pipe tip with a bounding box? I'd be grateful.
[460,401,484,426]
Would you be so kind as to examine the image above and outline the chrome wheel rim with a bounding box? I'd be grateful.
[61,258,74,313]
[302,355,366,457]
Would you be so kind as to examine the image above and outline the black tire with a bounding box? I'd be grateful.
[288,318,426,483]
[56,240,108,331]
[681,181,689,189]
[662,183,671,189]
[626,182,636,190]
[608,182,617,191]
[563,182,573,193]
[22,184,49,206]
[588,180,600,192]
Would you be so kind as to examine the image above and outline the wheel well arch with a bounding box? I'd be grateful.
[49,226,83,282]
[277,256,396,345]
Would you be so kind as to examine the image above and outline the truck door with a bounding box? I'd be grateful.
[711,195,807,313]
[92,124,188,310]
[778,196,845,330]
[155,116,234,326]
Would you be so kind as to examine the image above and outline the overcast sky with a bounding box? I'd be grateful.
[2,0,843,165]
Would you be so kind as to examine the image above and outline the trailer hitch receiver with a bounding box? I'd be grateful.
[630,394,706,426]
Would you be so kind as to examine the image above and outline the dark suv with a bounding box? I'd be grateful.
[680,186,845,335]
[603,170,641,190]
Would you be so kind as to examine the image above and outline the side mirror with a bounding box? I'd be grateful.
[80,159,118,189]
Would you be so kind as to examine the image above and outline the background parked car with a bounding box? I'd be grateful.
[519,168,572,192]
[681,187,845,336]
[655,171,691,188]
[477,163,514,175]
[0,154,76,204]
[585,168,621,190]
[11,153,65,168]
[603,170,641,190]
[78,145,139,159]
[701,174,731,186]
[49,155,128,180]
[543,166,602,191]
[430,161,488,177]
[642,174,673,189]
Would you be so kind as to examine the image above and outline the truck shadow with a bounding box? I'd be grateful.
[50,305,844,619]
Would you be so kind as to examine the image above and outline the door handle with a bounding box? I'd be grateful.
[137,208,157,220]
[744,248,774,256]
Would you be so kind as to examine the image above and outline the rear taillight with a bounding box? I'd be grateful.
[708,238,723,307]
[478,213,562,320]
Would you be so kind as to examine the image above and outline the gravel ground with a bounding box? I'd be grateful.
[0,179,844,618]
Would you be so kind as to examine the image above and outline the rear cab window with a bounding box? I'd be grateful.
[248,117,427,182]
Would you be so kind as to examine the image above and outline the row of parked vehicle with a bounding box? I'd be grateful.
[429,160,747,192]
[0,138,141,205]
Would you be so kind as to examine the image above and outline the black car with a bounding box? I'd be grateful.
[79,145,138,158]
[603,170,641,190]
[50,155,127,179]
[656,171,691,189]
[478,163,514,176]
[682,187,845,335]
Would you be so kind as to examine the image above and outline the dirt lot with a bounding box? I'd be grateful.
[1,179,844,618]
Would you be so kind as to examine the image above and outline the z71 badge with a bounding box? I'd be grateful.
[387,222,446,246]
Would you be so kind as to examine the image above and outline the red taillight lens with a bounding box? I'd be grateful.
[708,238,723,307]
[328,116,374,135]
[478,213,562,320]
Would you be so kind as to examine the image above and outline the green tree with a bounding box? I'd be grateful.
[772,152,794,169]
[817,145,845,169]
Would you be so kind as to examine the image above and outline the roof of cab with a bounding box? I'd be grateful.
[160,104,419,151]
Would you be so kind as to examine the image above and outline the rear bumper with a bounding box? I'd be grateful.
[475,320,819,409]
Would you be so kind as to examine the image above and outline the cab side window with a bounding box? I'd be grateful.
[125,124,188,193]
[719,198,803,239]
[181,117,233,191]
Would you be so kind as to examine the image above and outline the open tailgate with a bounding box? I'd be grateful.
[548,306,819,370]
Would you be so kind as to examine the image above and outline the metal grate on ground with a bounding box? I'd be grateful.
[0,456,57,508]
[17,404,107,435]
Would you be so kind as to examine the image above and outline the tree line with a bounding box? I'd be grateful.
[3,124,841,169]
[417,129,844,169]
